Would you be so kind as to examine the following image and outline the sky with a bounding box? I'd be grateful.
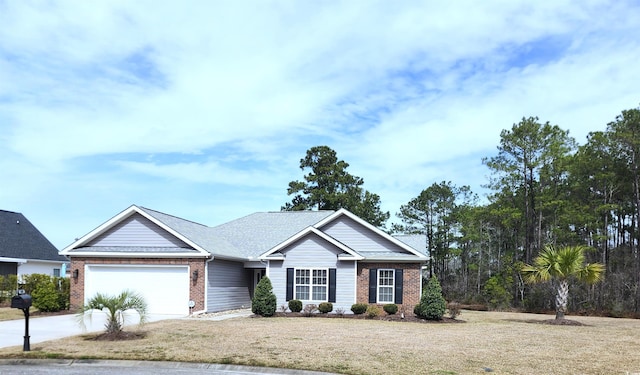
[1,1,639,249]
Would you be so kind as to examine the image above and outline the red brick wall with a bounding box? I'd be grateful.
[356,262,422,315]
[69,257,207,312]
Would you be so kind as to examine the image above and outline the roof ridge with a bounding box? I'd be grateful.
[139,206,208,227]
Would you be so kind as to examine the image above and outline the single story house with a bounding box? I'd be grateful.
[60,205,427,316]
[0,209,67,278]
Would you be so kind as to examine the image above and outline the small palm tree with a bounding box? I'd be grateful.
[521,245,604,320]
[78,290,148,335]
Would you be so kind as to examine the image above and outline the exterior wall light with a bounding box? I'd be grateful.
[192,269,198,281]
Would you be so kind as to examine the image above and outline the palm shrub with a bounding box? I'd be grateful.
[416,275,446,320]
[78,290,147,335]
[252,276,277,317]
[288,299,303,313]
[521,245,605,320]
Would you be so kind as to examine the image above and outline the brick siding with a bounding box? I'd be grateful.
[356,262,422,315]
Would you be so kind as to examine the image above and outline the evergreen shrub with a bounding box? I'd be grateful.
[288,299,303,313]
[251,276,277,317]
[351,303,368,315]
[318,302,333,313]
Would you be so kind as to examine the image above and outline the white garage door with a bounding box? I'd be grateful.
[85,265,190,316]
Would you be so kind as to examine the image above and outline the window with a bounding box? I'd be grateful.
[295,268,328,301]
[377,269,395,303]
[53,268,61,277]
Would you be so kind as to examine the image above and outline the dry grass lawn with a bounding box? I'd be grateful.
[1,310,639,374]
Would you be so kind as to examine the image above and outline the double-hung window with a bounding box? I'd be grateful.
[377,269,395,303]
[295,268,328,301]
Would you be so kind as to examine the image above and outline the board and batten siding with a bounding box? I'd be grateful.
[207,259,251,312]
[87,213,191,248]
[322,216,407,254]
[269,234,356,312]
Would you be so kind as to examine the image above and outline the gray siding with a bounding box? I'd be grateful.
[323,216,407,253]
[269,234,356,313]
[88,213,191,248]
[207,259,251,312]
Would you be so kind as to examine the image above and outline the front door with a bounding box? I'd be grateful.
[254,269,266,288]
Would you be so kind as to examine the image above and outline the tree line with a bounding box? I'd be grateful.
[283,104,640,317]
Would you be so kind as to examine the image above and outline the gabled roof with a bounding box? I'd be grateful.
[60,205,427,263]
[260,226,364,260]
[314,209,428,259]
[0,210,65,262]
[60,205,211,258]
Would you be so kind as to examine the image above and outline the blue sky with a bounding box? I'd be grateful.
[2,1,639,248]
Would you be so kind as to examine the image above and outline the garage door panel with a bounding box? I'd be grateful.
[85,265,189,316]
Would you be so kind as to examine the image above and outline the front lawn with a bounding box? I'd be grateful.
[0,310,639,374]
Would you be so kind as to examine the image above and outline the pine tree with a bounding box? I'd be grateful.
[417,276,446,320]
[251,276,277,317]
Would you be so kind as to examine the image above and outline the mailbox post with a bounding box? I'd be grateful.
[11,294,32,351]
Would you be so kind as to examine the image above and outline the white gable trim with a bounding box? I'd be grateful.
[59,205,210,257]
[313,208,428,259]
[259,226,363,260]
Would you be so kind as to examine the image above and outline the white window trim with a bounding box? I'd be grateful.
[294,268,329,301]
[377,268,395,304]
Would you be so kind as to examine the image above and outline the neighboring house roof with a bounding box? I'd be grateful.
[0,210,65,262]
[61,205,427,262]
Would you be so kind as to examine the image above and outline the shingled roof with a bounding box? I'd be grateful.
[0,210,66,261]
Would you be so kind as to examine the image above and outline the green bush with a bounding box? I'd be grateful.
[288,299,303,313]
[0,274,18,304]
[350,303,368,315]
[366,305,381,319]
[31,281,60,312]
[383,303,398,315]
[413,304,421,316]
[20,274,69,312]
[251,276,277,317]
[318,302,333,314]
[416,276,446,320]
[483,275,513,310]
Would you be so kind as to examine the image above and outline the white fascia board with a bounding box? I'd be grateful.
[62,251,211,258]
[60,205,140,254]
[314,208,428,259]
[0,257,27,263]
[259,226,363,260]
[59,205,210,257]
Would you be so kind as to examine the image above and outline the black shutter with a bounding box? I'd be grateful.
[368,268,377,303]
[328,268,337,302]
[394,269,403,304]
[286,268,294,301]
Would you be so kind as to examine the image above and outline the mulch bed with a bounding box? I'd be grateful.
[87,331,148,341]
[267,311,465,323]
[505,318,587,326]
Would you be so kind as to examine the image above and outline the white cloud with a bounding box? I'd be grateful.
[1,0,639,246]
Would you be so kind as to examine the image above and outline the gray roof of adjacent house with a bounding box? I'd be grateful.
[0,210,66,262]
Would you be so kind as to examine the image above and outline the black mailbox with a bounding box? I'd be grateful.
[11,294,32,309]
